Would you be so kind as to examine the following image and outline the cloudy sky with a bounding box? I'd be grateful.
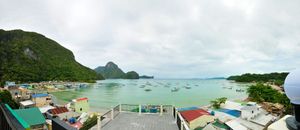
[1,0,300,78]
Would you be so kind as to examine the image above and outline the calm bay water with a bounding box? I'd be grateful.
[52,79,250,112]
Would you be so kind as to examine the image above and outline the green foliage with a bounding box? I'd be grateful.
[0,90,19,109]
[80,115,98,130]
[210,97,227,109]
[124,71,139,79]
[0,29,104,83]
[227,72,288,85]
[247,83,292,114]
[139,75,154,79]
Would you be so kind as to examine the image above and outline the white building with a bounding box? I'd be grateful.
[241,105,260,120]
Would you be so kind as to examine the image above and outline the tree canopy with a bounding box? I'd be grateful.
[0,29,104,83]
[247,83,291,114]
[0,90,19,109]
[227,72,288,85]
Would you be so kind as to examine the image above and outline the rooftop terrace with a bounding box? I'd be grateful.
[88,104,187,130]
[96,112,178,130]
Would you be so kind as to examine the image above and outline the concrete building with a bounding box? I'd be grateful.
[180,109,215,129]
[241,105,260,120]
[5,85,21,100]
[19,87,31,100]
[31,93,52,107]
[20,100,35,109]
[70,97,90,113]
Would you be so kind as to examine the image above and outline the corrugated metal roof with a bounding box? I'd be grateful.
[14,107,46,126]
[180,109,210,122]
[50,107,69,115]
[32,93,48,98]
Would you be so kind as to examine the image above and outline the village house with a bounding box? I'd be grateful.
[20,100,35,109]
[31,93,52,107]
[4,82,21,99]
[13,107,47,130]
[241,102,261,120]
[70,97,90,113]
[180,109,215,129]
[19,87,32,100]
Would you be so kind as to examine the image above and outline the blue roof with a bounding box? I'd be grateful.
[217,108,241,117]
[177,106,200,112]
[32,93,49,98]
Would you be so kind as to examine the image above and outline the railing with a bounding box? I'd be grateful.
[113,105,120,118]
[120,104,174,114]
[120,104,139,112]
[175,110,190,130]
[0,104,26,130]
[100,109,113,127]
[95,104,190,130]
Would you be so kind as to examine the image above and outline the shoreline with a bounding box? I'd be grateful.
[51,91,249,114]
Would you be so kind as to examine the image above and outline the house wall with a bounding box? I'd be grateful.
[8,89,21,99]
[241,109,260,120]
[189,115,215,129]
[20,90,31,100]
[32,96,52,107]
[72,100,89,113]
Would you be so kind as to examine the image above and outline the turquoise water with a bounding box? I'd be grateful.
[52,79,250,111]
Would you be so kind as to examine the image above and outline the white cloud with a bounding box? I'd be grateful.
[1,0,300,78]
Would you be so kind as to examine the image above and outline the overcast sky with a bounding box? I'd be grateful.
[1,0,300,78]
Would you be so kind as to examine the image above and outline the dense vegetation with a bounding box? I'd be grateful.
[124,71,139,79]
[247,83,292,114]
[210,97,227,109]
[0,90,19,109]
[139,75,154,79]
[94,62,140,79]
[227,72,288,85]
[0,29,104,84]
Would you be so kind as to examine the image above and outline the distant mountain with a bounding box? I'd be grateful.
[94,62,140,79]
[205,77,226,80]
[139,75,154,79]
[0,29,104,84]
[124,71,139,79]
[227,72,288,85]
[95,62,126,79]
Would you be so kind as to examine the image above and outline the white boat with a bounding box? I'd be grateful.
[185,86,192,89]
[144,88,152,92]
[171,87,179,92]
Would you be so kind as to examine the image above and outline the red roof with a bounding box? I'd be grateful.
[179,109,210,122]
[76,97,88,101]
[50,107,69,115]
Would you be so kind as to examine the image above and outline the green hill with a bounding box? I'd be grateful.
[0,29,104,84]
[124,71,139,79]
[227,72,288,85]
[94,62,126,79]
[94,62,140,79]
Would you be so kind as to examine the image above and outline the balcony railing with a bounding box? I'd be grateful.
[0,103,27,130]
